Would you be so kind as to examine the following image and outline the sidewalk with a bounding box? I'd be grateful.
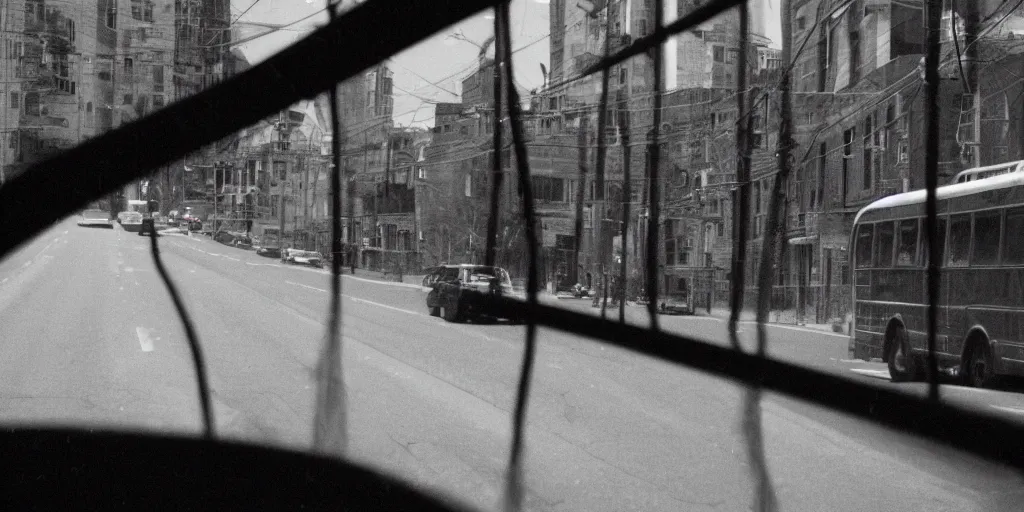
[702,307,847,335]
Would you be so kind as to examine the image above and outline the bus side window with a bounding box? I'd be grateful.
[948,214,972,267]
[973,210,1002,266]
[1005,207,1024,264]
[918,217,946,267]
[855,224,874,268]
[896,219,919,267]
[875,221,895,268]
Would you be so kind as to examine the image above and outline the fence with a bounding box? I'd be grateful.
[1,1,1023,511]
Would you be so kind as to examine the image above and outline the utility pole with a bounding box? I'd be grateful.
[574,114,589,289]
[960,0,981,168]
[213,163,219,234]
[618,104,631,323]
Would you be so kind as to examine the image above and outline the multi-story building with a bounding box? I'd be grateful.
[783,0,1024,324]
[312,64,397,268]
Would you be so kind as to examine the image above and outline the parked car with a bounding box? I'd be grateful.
[120,212,144,232]
[425,264,521,323]
[420,267,443,292]
[658,292,694,315]
[282,248,324,268]
[78,209,113,229]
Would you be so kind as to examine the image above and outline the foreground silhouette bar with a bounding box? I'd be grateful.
[467,291,1024,470]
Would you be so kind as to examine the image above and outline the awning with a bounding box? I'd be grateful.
[788,235,818,245]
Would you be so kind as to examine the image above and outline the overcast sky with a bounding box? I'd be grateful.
[233,0,781,128]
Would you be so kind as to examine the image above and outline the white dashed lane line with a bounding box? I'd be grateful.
[849,368,891,379]
[990,405,1024,416]
[135,326,156,352]
[286,281,328,293]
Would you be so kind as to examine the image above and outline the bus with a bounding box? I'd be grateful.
[850,172,1024,387]
[950,160,1024,184]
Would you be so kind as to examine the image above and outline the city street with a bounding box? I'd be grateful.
[3,217,1024,512]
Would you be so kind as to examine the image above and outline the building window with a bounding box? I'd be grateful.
[274,161,287,180]
[106,4,117,29]
[9,91,19,109]
[24,92,39,116]
[713,45,725,62]
[153,94,164,108]
[152,65,164,92]
[638,19,647,36]
[124,57,133,73]
[67,20,76,42]
[124,94,133,105]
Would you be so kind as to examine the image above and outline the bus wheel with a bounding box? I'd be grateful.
[887,325,918,382]
[964,337,996,388]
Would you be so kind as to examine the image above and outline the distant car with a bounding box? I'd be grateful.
[78,209,113,228]
[658,292,694,315]
[426,264,521,323]
[257,246,283,258]
[282,248,324,268]
[120,212,144,232]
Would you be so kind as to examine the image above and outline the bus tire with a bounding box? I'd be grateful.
[886,324,918,382]
[963,335,997,389]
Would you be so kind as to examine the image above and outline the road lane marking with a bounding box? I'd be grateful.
[849,368,891,379]
[341,274,421,289]
[991,405,1024,415]
[245,262,282,268]
[63,230,68,234]
[348,296,424,317]
[285,280,328,293]
[135,327,155,352]
[223,256,240,261]
[124,267,134,273]
[1,278,7,284]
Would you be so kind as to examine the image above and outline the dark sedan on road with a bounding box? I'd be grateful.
[425,264,521,323]
[282,249,324,268]
[77,209,113,228]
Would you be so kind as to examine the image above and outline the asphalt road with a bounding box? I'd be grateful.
[3,217,1024,511]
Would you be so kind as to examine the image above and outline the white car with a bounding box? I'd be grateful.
[78,209,113,228]
[281,249,324,268]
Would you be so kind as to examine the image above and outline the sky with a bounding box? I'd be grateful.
[232,0,782,129]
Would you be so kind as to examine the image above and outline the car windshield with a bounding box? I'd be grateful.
[4,2,1024,512]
